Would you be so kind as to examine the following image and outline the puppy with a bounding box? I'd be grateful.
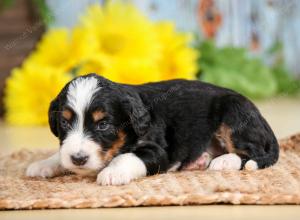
[26,74,279,185]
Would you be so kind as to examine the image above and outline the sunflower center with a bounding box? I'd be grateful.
[101,34,126,55]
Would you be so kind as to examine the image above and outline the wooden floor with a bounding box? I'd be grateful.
[1,206,300,220]
[1,98,300,219]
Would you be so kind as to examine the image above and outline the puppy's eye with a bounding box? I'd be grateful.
[96,121,110,131]
[61,118,70,130]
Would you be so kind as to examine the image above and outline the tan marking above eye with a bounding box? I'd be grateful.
[62,109,72,120]
[92,110,106,122]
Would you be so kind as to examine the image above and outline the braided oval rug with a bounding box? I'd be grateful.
[1,133,300,209]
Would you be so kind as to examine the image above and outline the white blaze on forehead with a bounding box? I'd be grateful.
[60,76,104,174]
[67,76,100,131]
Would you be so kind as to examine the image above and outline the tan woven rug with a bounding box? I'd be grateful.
[1,133,300,209]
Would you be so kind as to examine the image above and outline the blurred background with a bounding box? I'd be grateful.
[0,0,300,152]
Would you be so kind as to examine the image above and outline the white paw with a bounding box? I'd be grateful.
[96,153,146,186]
[97,166,132,186]
[167,162,182,172]
[209,153,241,171]
[244,160,258,171]
[26,159,62,178]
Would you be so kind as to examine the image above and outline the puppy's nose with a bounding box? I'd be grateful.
[70,153,89,166]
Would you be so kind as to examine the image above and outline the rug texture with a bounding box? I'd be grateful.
[1,133,300,209]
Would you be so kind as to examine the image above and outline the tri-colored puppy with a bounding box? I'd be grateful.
[26,74,279,185]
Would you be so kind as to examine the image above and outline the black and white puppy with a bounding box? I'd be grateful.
[26,73,279,185]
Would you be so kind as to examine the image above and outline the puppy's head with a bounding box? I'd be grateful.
[48,74,150,175]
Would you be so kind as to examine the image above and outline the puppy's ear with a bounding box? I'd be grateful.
[123,92,151,137]
[48,97,59,137]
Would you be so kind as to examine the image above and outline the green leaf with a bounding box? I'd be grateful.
[197,40,278,99]
[31,0,54,26]
[272,65,300,95]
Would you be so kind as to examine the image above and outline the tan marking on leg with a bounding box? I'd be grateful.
[215,123,248,156]
[100,131,126,164]
[92,110,106,122]
[215,124,234,152]
[208,136,226,157]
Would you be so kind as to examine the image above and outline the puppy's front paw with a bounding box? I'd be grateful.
[209,153,241,171]
[97,166,132,186]
[26,159,63,178]
[97,153,147,186]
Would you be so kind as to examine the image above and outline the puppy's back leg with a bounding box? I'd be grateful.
[215,94,279,169]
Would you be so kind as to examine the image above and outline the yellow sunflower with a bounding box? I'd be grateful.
[77,2,163,84]
[4,1,200,125]
[77,2,164,84]
[4,63,71,125]
[156,22,199,80]
[27,28,98,73]
[77,2,198,84]
[80,2,161,59]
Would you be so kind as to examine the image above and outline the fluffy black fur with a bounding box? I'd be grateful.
[49,73,279,175]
